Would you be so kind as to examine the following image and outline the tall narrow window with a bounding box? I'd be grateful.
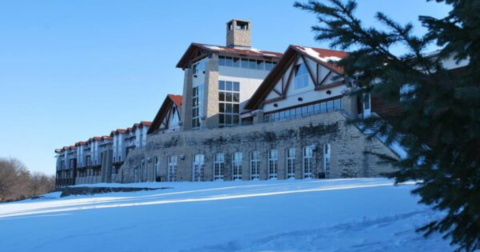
[294,63,309,89]
[250,151,260,180]
[286,148,296,179]
[303,146,313,178]
[192,154,205,182]
[167,155,177,182]
[153,156,160,182]
[192,84,204,129]
[192,59,205,75]
[268,149,278,179]
[219,81,240,127]
[323,144,331,178]
[232,152,243,180]
[214,153,225,180]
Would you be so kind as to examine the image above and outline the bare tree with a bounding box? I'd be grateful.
[0,158,55,202]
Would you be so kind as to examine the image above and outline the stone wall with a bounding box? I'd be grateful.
[117,111,398,183]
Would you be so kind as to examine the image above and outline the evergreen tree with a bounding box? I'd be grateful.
[294,0,480,251]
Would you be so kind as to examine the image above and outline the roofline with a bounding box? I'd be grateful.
[244,45,348,110]
[147,94,182,134]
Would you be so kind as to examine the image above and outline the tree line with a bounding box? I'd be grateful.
[0,158,55,202]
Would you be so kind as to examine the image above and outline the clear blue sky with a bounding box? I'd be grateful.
[0,0,451,175]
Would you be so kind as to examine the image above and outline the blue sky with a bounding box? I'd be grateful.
[0,0,451,175]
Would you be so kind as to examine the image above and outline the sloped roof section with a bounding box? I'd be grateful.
[244,45,348,110]
[176,43,283,69]
[148,94,183,134]
[292,45,348,75]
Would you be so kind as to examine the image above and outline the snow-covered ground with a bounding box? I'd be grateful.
[0,178,455,252]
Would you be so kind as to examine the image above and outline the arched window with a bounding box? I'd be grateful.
[268,149,278,179]
[232,152,243,180]
[213,153,225,180]
[294,63,309,89]
[303,146,313,178]
[192,154,205,182]
[286,148,296,179]
[167,155,177,182]
[322,144,331,178]
[250,151,260,180]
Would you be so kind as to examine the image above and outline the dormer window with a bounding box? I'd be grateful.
[294,63,309,89]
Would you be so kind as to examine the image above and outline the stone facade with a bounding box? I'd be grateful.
[226,20,251,48]
[117,111,398,183]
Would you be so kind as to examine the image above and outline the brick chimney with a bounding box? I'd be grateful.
[226,19,251,49]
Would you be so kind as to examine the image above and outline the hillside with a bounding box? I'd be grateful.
[0,179,455,252]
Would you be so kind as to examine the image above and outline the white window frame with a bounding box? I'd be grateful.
[294,63,309,90]
[250,151,260,180]
[232,152,243,180]
[303,146,313,178]
[192,154,205,182]
[286,148,296,179]
[213,153,225,180]
[268,149,278,179]
[167,155,177,182]
[323,144,331,177]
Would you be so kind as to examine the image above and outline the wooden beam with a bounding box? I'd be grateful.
[283,56,300,95]
[300,54,318,86]
[319,71,332,87]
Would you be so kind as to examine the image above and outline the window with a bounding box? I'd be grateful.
[170,106,180,128]
[286,148,296,179]
[265,61,274,71]
[264,98,342,122]
[214,153,225,180]
[192,154,205,182]
[232,152,243,180]
[192,84,204,129]
[167,155,177,182]
[323,144,331,178]
[250,151,260,180]
[294,63,309,89]
[153,156,160,181]
[192,59,206,75]
[140,159,145,181]
[219,81,240,127]
[268,149,278,179]
[303,146,313,178]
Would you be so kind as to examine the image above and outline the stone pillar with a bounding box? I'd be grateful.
[341,90,358,118]
[253,110,264,124]
[181,69,193,130]
[204,55,220,129]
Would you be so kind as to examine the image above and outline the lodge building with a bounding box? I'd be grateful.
[57,19,466,187]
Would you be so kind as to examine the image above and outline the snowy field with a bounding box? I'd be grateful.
[0,178,455,252]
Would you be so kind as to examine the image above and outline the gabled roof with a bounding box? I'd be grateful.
[75,141,87,147]
[244,45,348,110]
[176,43,283,69]
[132,121,152,130]
[110,129,127,137]
[148,94,183,134]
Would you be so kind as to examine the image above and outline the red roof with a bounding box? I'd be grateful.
[75,141,87,146]
[177,43,282,69]
[291,45,348,74]
[101,136,113,141]
[169,94,183,107]
[148,94,183,134]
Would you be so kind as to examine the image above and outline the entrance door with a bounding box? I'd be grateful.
[167,155,177,182]
[192,154,205,182]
